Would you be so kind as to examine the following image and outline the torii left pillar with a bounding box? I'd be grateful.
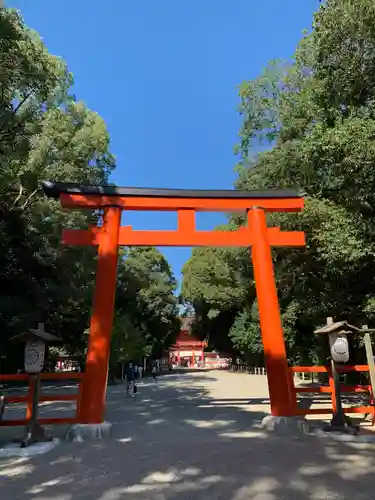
[79,206,121,424]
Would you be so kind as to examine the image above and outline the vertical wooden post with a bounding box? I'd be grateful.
[76,377,83,421]
[328,362,338,414]
[363,330,375,425]
[248,207,293,416]
[286,367,298,414]
[79,206,121,424]
[26,376,35,421]
[363,331,375,392]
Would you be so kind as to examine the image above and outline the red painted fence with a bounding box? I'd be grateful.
[0,372,83,427]
[288,365,374,421]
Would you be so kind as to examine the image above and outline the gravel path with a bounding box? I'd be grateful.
[1,370,375,499]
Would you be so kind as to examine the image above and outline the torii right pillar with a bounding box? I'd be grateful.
[249,207,295,417]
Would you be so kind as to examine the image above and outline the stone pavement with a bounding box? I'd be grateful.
[1,370,375,499]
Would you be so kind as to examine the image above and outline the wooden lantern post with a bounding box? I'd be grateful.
[315,317,360,434]
[10,323,62,447]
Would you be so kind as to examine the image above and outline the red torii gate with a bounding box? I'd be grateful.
[42,181,305,424]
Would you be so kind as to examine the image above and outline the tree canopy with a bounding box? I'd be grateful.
[181,0,375,366]
[0,7,179,372]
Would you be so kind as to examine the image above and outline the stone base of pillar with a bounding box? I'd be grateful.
[261,415,309,435]
[65,422,112,442]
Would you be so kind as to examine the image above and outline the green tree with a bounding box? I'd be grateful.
[0,7,114,370]
[181,0,375,366]
[229,302,262,365]
[109,313,146,377]
[0,7,72,194]
[0,6,181,376]
[114,247,180,363]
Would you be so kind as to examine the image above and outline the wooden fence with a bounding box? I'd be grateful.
[228,362,374,419]
[228,363,267,375]
[289,365,374,418]
[0,372,83,426]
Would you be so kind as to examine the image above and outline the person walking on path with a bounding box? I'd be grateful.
[126,362,136,397]
[152,363,157,381]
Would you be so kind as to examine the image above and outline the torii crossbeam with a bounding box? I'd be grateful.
[43,181,305,423]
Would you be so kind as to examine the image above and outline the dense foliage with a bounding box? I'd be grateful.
[181,0,375,366]
[111,247,180,371]
[0,7,178,372]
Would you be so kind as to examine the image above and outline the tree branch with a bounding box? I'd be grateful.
[13,184,23,206]
[20,187,39,210]
[12,92,32,117]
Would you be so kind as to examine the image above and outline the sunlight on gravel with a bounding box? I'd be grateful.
[0,457,35,478]
[2,372,375,499]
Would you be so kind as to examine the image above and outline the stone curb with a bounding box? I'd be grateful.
[313,429,375,443]
[0,438,60,458]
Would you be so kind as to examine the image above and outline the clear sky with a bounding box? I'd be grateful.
[9,0,320,288]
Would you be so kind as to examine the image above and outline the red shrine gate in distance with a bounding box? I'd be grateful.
[42,181,305,424]
[170,316,205,367]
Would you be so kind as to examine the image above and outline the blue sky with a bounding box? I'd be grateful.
[10,0,319,288]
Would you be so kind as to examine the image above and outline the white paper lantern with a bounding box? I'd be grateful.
[24,340,45,374]
[329,334,349,363]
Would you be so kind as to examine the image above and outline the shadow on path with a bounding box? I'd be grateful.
[1,372,375,499]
